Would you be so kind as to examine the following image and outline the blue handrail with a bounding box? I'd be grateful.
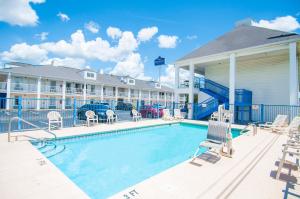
[193,98,219,119]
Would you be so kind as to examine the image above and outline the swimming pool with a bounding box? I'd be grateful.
[34,123,241,199]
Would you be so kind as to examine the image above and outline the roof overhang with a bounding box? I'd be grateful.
[175,38,300,70]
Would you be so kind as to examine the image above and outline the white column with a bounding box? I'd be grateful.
[148,91,151,105]
[36,77,41,110]
[100,85,104,101]
[138,90,142,104]
[156,91,159,104]
[229,53,236,120]
[175,65,180,103]
[164,92,167,106]
[115,87,118,102]
[188,63,194,119]
[83,83,87,103]
[62,81,66,109]
[289,42,299,105]
[6,73,11,110]
[128,88,131,102]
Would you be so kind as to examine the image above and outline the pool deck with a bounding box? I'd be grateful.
[0,119,299,199]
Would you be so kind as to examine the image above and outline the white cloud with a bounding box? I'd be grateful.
[160,64,189,87]
[158,35,178,48]
[106,26,122,39]
[137,26,158,42]
[35,32,49,41]
[186,35,197,40]
[110,53,151,80]
[0,0,45,26]
[0,42,48,64]
[85,21,99,33]
[251,16,300,32]
[57,12,70,22]
[41,57,86,69]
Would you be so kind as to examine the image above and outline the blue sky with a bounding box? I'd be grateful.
[0,0,299,85]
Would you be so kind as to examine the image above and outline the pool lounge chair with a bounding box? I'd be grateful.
[47,111,63,130]
[85,110,98,127]
[174,109,184,120]
[259,115,288,130]
[162,109,174,120]
[271,116,300,134]
[276,135,300,179]
[192,120,230,160]
[106,110,117,124]
[132,109,142,121]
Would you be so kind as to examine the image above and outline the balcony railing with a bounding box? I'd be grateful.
[86,90,101,96]
[131,93,139,98]
[66,87,83,95]
[118,91,127,97]
[104,91,114,97]
[41,85,62,94]
[11,83,37,93]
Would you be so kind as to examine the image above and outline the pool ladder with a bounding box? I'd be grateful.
[8,117,66,158]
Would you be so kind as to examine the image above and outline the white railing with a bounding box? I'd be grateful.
[118,91,127,97]
[11,83,37,93]
[131,93,139,98]
[104,91,114,97]
[66,88,83,95]
[41,85,62,93]
[87,90,101,96]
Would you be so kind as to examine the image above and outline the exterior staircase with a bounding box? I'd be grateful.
[193,77,252,121]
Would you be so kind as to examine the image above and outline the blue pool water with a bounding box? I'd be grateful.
[35,123,241,199]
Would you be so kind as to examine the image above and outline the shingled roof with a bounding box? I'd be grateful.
[178,25,300,61]
[0,64,173,92]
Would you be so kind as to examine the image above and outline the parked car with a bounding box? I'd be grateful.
[140,105,164,118]
[77,103,110,122]
[115,101,133,111]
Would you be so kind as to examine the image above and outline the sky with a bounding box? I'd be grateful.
[0,0,299,87]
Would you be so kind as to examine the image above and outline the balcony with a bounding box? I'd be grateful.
[66,87,83,95]
[118,91,127,97]
[11,83,37,93]
[131,93,139,98]
[178,77,203,89]
[86,90,101,96]
[41,85,62,94]
[104,91,114,97]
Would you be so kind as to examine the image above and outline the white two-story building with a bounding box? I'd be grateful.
[175,20,300,119]
[0,62,174,110]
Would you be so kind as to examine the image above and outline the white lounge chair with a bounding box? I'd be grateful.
[174,109,184,120]
[85,110,98,127]
[192,120,230,159]
[162,109,174,120]
[47,111,63,130]
[132,109,142,121]
[259,115,288,130]
[276,132,300,179]
[106,110,117,124]
[274,116,300,133]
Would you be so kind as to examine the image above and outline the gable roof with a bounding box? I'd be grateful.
[0,64,173,92]
[178,25,300,61]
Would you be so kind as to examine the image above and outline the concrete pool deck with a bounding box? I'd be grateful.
[0,119,299,199]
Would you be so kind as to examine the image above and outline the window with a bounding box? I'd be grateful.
[127,78,135,85]
[155,83,161,89]
[14,96,19,106]
[85,71,96,80]
[50,97,56,106]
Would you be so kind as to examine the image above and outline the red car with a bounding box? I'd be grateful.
[140,105,164,118]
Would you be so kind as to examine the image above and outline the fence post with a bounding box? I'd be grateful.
[73,98,77,126]
[18,96,22,130]
[260,104,264,123]
[136,100,139,112]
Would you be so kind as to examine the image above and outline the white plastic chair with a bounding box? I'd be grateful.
[174,109,184,120]
[106,110,117,124]
[162,109,174,120]
[132,109,142,121]
[85,110,98,127]
[47,111,63,130]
